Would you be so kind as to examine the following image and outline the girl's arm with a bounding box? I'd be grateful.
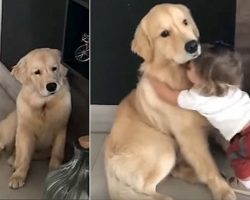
[147,76,180,106]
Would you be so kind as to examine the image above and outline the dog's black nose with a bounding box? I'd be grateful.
[185,40,198,54]
[46,82,57,92]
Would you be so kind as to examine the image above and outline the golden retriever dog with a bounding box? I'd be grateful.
[0,48,71,189]
[105,4,236,200]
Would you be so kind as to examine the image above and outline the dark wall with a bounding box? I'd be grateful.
[1,0,67,68]
[91,0,236,105]
[62,0,89,79]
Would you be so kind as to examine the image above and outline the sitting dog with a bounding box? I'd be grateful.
[105,4,235,200]
[0,48,71,189]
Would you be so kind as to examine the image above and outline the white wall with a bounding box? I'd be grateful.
[91,105,117,133]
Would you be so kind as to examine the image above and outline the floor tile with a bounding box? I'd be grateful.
[91,142,109,200]
[0,153,48,199]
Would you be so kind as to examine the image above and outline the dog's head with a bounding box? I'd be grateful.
[131,4,200,64]
[11,48,68,97]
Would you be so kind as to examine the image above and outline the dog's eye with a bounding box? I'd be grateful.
[160,30,170,38]
[34,70,41,75]
[183,19,188,26]
[52,67,57,71]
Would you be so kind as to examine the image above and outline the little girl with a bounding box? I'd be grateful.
[148,44,250,195]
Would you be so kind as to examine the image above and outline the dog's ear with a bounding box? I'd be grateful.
[52,49,62,59]
[51,49,68,77]
[177,4,199,38]
[11,57,27,84]
[59,64,68,77]
[188,13,199,38]
[131,18,153,62]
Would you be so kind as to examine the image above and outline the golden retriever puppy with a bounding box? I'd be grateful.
[105,4,236,200]
[0,48,71,189]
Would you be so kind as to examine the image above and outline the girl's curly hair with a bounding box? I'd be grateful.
[191,44,242,96]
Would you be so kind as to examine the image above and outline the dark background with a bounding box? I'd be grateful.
[63,0,89,79]
[1,0,67,68]
[91,0,236,105]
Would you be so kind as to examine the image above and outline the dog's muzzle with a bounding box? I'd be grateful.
[185,40,199,54]
[46,82,57,93]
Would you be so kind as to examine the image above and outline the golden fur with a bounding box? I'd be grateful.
[0,48,71,189]
[105,4,236,200]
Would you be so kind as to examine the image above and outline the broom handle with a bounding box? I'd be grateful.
[78,135,89,149]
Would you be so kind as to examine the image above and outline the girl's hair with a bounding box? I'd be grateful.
[191,44,242,96]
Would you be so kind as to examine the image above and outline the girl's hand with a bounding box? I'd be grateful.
[146,75,180,106]
[146,75,172,96]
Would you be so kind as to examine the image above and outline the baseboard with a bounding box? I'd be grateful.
[90,105,117,133]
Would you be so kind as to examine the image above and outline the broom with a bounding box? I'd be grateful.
[45,136,89,200]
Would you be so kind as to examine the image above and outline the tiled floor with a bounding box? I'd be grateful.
[91,132,250,200]
[0,154,48,199]
[91,133,109,200]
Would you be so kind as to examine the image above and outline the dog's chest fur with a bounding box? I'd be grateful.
[17,86,71,135]
[136,61,197,131]
[39,96,68,121]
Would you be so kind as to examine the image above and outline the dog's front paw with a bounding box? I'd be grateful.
[49,157,62,171]
[212,180,236,200]
[217,188,236,200]
[209,175,237,200]
[9,175,25,189]
[222,190,236,200]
